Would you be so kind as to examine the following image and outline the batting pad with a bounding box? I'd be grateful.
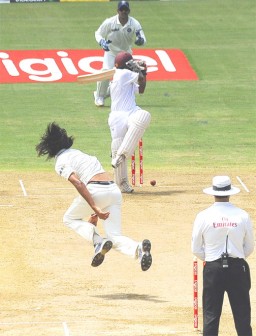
[114,159,129,187]
[111,138,128,186]
[117,109,151,157]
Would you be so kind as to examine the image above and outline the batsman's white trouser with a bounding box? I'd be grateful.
[63,183,138,258]
[110,109,151,158]
[96,52,115,99]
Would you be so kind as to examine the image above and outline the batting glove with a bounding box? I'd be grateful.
[126,60,142,74]
[137,60,147,76]
[135,31,144,46]
[99,39,112,51]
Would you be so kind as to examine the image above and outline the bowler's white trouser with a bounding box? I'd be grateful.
[63,182,139,258]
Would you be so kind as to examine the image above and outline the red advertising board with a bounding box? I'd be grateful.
[0,49,198,83]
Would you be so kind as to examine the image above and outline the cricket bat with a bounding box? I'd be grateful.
[77,68,116,84]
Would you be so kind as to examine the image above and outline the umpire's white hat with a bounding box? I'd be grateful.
[203,176,240,196]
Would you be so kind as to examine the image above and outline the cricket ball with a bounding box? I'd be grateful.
[150,180,156,186]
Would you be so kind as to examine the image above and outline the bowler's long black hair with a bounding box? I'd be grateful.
[36,122,74,159]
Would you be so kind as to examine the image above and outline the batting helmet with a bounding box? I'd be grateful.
[115,51,133,69]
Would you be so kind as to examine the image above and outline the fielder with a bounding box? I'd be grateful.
[36,122,152,271]
[94,0,146,107]
[109,51,151,193]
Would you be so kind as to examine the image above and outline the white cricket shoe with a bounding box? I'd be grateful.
[93,91,104,107]
[120,181,134,193]
[137,239,152,271]
[91,239,112,267]
[111,154,124,168]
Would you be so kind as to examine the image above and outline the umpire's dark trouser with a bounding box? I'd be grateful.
[203,258,252,336]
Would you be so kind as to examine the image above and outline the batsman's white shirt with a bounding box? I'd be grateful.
[110,68,139,114]
[191,202,255,262]
[95,15,146,56]
[108,69,141,139]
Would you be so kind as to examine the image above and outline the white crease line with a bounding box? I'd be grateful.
[97,331,190,335]
[19,179,28,197]
[63,322,70,336]
[0,321,61,325]
[0,321,193,335]
[28,188,73,191]
[236,176,250,193]
[0,204,14,207]
[25,194,76,198]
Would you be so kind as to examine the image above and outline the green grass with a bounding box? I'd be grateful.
[0,0,255,171]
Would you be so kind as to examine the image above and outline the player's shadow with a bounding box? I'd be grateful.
[92,293,167,303]
[128,190,185,197]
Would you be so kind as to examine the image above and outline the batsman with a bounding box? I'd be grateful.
[109,51,151,193]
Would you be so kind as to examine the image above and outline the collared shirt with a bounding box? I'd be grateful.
[55,148,105,185]
[95,15,146,55]
[109,68,139,115]
[191,202,255,262]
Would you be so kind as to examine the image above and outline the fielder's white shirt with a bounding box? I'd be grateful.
[191,202,255,262]
[55,148,105,184]
[95,15,146,55]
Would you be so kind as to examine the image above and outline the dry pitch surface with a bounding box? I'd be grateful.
[0,171,255,336]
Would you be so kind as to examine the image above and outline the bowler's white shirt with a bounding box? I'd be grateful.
[55,148,105,184]
[95,15,146,55]
[191,202,255,261]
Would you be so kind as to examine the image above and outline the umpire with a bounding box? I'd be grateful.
[192,176,255,336]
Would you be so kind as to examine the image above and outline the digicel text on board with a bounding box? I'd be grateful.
[0,49,198,83]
